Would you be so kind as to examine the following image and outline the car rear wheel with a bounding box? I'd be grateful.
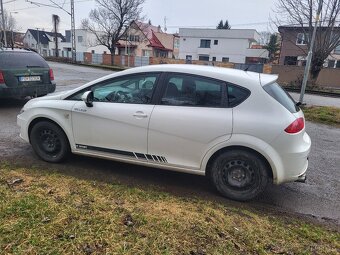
[30,121,70,163]
[209,150,269,201]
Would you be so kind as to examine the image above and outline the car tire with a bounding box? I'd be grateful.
[30,121,70,163]
[209,149,269,201]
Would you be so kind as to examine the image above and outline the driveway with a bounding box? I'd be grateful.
[0,62,339,226]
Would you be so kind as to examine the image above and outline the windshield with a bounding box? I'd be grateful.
[263,82,299,113]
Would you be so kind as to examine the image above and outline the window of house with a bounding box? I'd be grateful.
[284,56,298,65]
[174,39,180,49]
[212,57,216,61]
[161,74,223,107]
[335,45,340,55]
[222,57,229,63]
[199,55,209,61]
[129,35,140,42]
[214,40,218,45]
[296,33,308,45]
[200,39,211,48]
[78,36,83,43]
[91,50,95,54]
[328,60,335,68]
[336,61,340,68]
[143,50,151,57]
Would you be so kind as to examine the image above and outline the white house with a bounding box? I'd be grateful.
[23,29,65,56]
[179,28,269,64]
[51,29,109,58]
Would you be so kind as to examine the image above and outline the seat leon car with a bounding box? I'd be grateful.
[17,64,311,201]
[0,48,56,98]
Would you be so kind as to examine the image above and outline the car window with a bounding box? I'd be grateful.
[161,74,223,107]
[263,82,299,113]
[68,74,159,104]
[227,84,250,107]
[0,52,49,69]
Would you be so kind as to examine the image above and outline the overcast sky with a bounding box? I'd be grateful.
[5,0,278,34]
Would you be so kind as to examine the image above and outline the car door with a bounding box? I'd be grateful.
[148,73,233,169]
[70,73,159,158]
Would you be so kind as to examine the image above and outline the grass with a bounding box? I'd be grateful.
[302,106,340,127]
[0,163,339,255]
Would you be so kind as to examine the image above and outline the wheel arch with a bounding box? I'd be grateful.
[28,117,71,147]
[205,145,274,181]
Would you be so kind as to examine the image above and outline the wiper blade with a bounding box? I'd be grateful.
[26,65,42,68]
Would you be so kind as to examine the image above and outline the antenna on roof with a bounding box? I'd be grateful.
[164,16,167,32]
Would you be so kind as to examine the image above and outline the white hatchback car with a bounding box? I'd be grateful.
[17,64,311,201]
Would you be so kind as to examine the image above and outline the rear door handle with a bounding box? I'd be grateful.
[133,111,148,118]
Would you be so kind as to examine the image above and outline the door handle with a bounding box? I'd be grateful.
[133,111,148,118]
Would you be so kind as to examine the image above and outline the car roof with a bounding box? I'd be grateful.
[63,64,278,98]
[110,64,278,88]
[0,48,34,53]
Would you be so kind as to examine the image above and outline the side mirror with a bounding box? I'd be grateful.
[81,91,94,107]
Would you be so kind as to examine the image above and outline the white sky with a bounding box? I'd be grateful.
[5,0,279,34]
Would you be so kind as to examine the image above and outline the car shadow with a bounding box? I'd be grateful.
[0,98,29,108]
[4,152,295,216]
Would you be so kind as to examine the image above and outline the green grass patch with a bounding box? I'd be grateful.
[302,106,340,127]
[0,164,339,254]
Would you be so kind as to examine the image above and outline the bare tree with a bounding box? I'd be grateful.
[82,0,145,65]
[275,0,340,79]
[0,10,16,46]
[52,14,60,57]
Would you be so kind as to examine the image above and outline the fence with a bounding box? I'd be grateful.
[46,51,340,88]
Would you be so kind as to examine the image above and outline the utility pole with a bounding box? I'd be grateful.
[36,27,40,54]
[70,0,76,62]
[299,0,323,104]
[1,0,7,47]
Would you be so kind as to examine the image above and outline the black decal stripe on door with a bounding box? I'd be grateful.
[76,144,168,164]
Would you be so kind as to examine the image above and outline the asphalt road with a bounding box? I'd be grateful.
[0,62,339,226]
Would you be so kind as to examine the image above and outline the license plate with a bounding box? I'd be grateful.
[19,76,41,82]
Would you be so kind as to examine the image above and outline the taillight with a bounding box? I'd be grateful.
[285,117,304,134]
[0,71,5,83]
[49,68,54,81]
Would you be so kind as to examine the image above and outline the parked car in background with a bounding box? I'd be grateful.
[0,48,55,98]
[17,64,311,201]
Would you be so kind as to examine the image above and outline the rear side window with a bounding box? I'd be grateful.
[227,84,250,107]
[161,74,223,107]
[0,52,49,69]
[263,82,299,113]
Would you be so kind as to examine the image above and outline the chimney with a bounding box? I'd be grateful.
[157,25,161,33]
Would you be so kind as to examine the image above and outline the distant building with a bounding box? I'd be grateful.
[278,26,340,68]
[116,21,179,58]
[179,28,269,64]
[23,29,65,56]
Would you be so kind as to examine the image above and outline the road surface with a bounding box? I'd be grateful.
[0,62,339,226]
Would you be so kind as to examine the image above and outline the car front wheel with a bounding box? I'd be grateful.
[30,121,70,163]
[209,149,269,201]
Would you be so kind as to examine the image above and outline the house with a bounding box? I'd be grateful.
[23,29,65,56]
[178,28,269,64]
[55,29,109,57]
[278,26,340,68]
[116,21,179,58]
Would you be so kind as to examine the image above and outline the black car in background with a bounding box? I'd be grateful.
[0,48,55,98]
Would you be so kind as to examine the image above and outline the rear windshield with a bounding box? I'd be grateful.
[0,52,49,69]
[263,82,299,113]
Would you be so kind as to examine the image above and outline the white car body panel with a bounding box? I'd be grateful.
[17,64,311,186]
[71,101,154,154]
[148,105,233,169]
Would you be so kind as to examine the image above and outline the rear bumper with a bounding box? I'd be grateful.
[269,131,311,184]
[0,82,56,98]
